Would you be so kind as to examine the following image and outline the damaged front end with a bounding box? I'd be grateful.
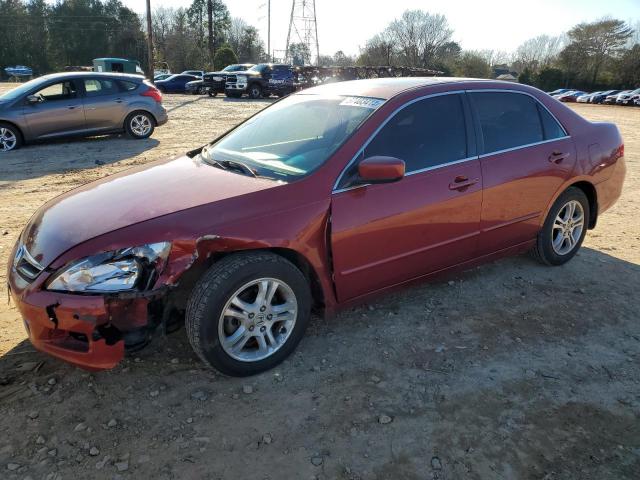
[8,241,190,371]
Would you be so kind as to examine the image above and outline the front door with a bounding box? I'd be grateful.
[468,91,577,253]
[23,79,85,139]
[81,78,128,131]
[331,93,483,302]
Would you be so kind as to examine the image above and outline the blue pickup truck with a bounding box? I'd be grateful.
[224,64,296,99]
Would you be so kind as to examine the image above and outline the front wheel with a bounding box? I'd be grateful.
[0,123,21,152]
[186,252,312,376]
[248,83,262,99]
[531,187,589,266]
[125,112,155,139]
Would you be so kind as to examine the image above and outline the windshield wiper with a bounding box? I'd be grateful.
[220,159,257,177]
[200,148,257,177]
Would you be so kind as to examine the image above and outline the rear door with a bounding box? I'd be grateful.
[330,92,482,302]
[81,78,129,131]
[468,90,576,254]
[23,79,85,139]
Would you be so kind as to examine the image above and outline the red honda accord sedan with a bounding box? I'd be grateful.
[8,78,625,376]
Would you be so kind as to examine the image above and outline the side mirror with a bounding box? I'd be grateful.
[26,95,41,104]
[358,156,405,184]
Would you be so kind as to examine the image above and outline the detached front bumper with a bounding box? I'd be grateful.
[8,269,162,371]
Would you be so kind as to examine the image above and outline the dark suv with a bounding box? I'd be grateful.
[0,72,167,151]
[225,64,295,99]
[203,64,254,97]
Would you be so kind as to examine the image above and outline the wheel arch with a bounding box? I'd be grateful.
[169,246,326,315]
[568,180,598,229]
[0,119,25,143]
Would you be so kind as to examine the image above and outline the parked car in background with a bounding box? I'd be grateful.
[7,78,625,376]
[181,70,204,78]
[225,63,295,99]
[155,74,200,93]
[591,90,621,104]
[154,73,172,82]
[558,91,586,102]
[0,72,166,151]
[547,88,572,96]
[186,79,206,95]
[577,92,598,103]
[616,88,640,106]
[603,90,630,104]
[202,64,254,97]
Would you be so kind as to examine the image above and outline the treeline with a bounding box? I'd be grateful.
[1,1,638,90]
[0,0,268,75]
[0,0,147,74]
[351,11,640,90]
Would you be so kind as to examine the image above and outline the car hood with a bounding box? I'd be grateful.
[21,155,280,268]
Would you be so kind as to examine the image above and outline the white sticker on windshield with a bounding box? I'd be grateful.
[340,96,385,109]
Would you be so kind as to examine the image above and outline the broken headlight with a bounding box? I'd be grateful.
[46,242,171,293]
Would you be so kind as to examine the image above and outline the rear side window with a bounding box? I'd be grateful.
[118,80,138,92]
[537,103,566,140]
[470,92,544,154]
[84,79,119,97]
[363,94,467,173]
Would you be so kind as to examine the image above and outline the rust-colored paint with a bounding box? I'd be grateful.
[7,78,626,370]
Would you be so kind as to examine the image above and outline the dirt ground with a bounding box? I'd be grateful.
[0,84,638,480]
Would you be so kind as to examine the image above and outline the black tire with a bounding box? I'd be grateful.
[248,83,262,99]
[531,187,590,266]
[186,252,312,376]
[208,90,217,97]
[124,111,155,139]
[0,122,22,152]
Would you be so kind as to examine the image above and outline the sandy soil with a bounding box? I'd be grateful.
[0,84,638,480]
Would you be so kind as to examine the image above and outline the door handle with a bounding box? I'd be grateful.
[548,151,570,164]
[115,98,123,103]
[67,105,77,110]
[449,176,479,191]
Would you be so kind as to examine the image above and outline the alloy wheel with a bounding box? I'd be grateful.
[552,200,585,255]
[218,278,298,362]
[0,127,17,152]
[130,115,152,137]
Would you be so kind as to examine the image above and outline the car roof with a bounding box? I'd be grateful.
[36,72,144,81]
[299,77,532,100]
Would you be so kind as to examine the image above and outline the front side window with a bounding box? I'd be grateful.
[202,94,382,180]
[34,81,78,102]
[364,94,468,173]
[84,79,119,97]
[470,92,544,154]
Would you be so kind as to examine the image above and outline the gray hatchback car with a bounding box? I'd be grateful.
[0,72,168,152]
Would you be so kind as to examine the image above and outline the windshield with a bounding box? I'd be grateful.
[202,94,384,180]
[248,64,268,73]
[0,77,48,101]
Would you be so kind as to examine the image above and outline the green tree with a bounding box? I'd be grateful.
[213,44,237,70]
[288,42,310,66]
[560,18,633,86]
[534,67,565,91]
[518,67,533,85]
[455,51,491,78]
[615,44,640,88]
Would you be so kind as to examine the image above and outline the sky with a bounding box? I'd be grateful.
[126,0,639,57]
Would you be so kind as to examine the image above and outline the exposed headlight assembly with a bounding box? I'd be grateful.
[47,242,171,293]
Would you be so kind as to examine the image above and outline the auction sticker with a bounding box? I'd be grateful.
[340,96,385,109]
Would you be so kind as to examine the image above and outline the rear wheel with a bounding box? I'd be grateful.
[186,252,312,376]
[125,111,155,139]
[0,123,21,152]
[531,187,589,266]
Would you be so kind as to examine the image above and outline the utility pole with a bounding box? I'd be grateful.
[267,0,271,62]
[145,0,154,81]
